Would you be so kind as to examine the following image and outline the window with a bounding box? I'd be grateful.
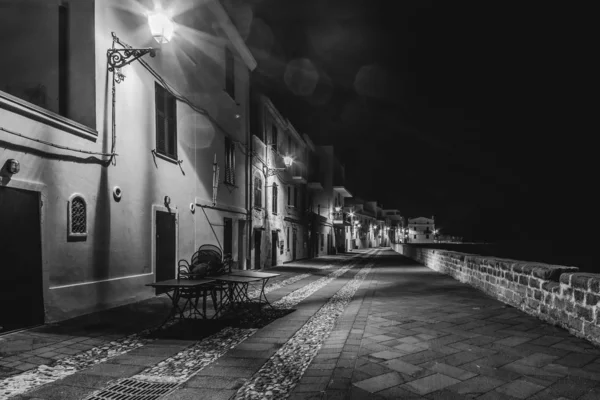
[287,186,291,206]
[321,233,324,250]
[0,0,96,129]
[272,124,278,152]
[294,186,298,207]
[287,227,290,250]
[272,183,278,214]
[414,235,417,239]
[68,194,87,239]
[225,47,235,99]
[225,137,235,185]
[254,176,262,208]
[155,83,177,159]
[426,234,430,239]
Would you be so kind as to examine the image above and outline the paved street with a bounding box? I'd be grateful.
[1,249,600,399]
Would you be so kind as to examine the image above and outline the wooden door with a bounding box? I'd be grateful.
[292,229,297,261]
[0,187,44,333]
[271,231,278,267]
[155,210,176,294]
[223,217,233,257]
[254,230,261,270]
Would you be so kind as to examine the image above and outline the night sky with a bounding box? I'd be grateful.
[225,0,592,243]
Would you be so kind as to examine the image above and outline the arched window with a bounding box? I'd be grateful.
[68,193,87,239]
[254,175,262,208]
[272,183,278,214]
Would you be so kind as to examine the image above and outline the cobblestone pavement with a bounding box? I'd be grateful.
[2,249,600,399]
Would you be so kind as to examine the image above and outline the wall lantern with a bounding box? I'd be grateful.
[107,8,174,82]
[148,9,175,44]
[164,195,171,207]
[6,159,20,174]
[335,206,341,212]
[283,156,294,168]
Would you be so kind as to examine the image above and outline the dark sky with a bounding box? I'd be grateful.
[225,0,593,243]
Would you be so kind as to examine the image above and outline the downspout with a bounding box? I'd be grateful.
[246,87,252,270]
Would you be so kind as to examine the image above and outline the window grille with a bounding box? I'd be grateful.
[68,194,87,239]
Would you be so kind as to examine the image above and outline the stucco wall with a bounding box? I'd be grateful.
[0,0,251,322]
[392,244,600,347]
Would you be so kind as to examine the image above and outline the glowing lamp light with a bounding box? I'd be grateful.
[335,206,341,212]
[349,212,355,217]
[148,9,174,44]
[283,156,294,168]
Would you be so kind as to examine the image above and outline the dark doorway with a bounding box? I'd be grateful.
[0,187,44,333]
[237,220,245,270]
[223,218,233,257]
[292,229,297,261]
[327,233,332,255]
[155,210,176,294]
[254,230,261,269]
[271,231,278,267]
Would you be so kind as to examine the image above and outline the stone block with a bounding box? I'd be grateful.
[566,302,575,313]
[576,305,593,322]
[542,281,560,292]
[526,298,540,310]
[591,277,600,293]
[534,289,543,301]
[513,264,525,274]
[560,273,574,285]
[529,277,541,289]
[497,261,511,271]
[574,290,586,303]
[519,276,528,286]
[583,322,600,343]
[571,273,597,290]
[540,304,549,315]
[562,287,573,298]
[567,315,583,331]
[544,294,553,305]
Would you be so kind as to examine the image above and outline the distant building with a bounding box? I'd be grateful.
[407,216,435,243]
[381,209,404,244]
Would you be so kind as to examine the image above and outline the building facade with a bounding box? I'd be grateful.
[0,0,256,330]
[407,216,436,243]
[249,93,308,268]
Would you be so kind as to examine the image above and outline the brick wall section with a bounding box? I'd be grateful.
[391,243,600,347]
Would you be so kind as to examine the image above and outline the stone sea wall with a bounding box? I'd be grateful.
[391,243,600,346]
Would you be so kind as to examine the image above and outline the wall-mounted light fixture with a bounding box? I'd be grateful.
[164,195,171,207]
[148,8,174,44]
[264,156,294,177]
[5,159,20,174]
[107,8,174,82]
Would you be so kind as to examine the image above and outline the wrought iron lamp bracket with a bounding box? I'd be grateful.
[107,32,157,83]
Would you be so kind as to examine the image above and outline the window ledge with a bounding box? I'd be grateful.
[0,90,98,141]
[153,150,179,164]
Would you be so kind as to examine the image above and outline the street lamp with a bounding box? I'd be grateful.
[107,8,175,80]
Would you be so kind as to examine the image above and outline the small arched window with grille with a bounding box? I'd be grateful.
[68,193,87,239]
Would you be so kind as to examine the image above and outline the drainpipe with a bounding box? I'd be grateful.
[246,89,252,270]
